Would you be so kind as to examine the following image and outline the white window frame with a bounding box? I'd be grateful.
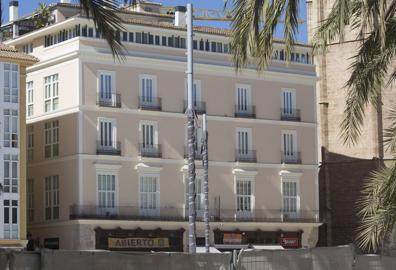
[233,169,257,219]
[139,120,158,148]
[97,118,117,148]
[3,109,19,148]
[3,199,19,239]
[235,128,252,155]
[138,172,160,217]
[97,70,116,102]
[235,84,252,111]
[281,130,297,158]
[94,164,121,215]
[27,81,34,116]
[27,125,34,161]
[27,179,34,222]
[280,172,301,218]
[281,88,296,115]
[44,74,59,112]
[2,63,19,103]
[44,175,59,221]
[184,79,202,106]
[139,74,157,102]
[3,154,19,194]
[44,120,59,159]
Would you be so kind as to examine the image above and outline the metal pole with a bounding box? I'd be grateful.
[202,114,210,253]
[186,3,197,254]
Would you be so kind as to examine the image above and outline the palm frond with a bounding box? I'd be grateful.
[341,17,396,145]
[230,0,301,71]
[356,164,396,252]
[79,0,133,60]
[383,108,396,153]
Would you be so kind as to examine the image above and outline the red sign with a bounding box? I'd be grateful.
[280,237,299,248]
[223,233,242,244]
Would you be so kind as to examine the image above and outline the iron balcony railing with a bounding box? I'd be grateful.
[139,143,162,158]
[138,96,162,111]
[183,100,206,114]
[97,93,121,108]
[235,150,257,163]
[280,108,301,121]
[96,141,121,155]
[235,105,256,118]
[281,151,302,164]
[69,205,320,223]
[184,146,203,160]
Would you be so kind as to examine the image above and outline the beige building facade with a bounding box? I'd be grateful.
[0,43,37,248]
[6,2,319,251]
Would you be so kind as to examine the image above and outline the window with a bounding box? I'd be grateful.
[22,43,33,54]
[98,71,115,102]
[236,84,251,112]
[282,130,297,160]
[27,179,34,222]
[44,74,59,112]
[282,178,299,215]
[129,32,134,42]
[139,174,160,216]
[140,75,156,103]
[97,174,116,212]
[28,126,34,161]
[122,31,128,42]
[236,179,253,212]
[4,154,18,193]
[27,81,34,116]
[4,200,18,239]
[281,89,296,115]
[236,128,251,156]
[185,174,204,212]
[3,63,19,103]
[139,121,158,153]
[4,109,18,148]
[136,32,142,43]
[98,118,116,148]
[44,120,59,159]
[45,175,59,220]
[185,80,201,107]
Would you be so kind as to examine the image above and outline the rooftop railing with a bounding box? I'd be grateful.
[96,141,121,155]
[97,93,121,108]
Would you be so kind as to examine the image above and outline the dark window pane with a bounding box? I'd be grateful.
[175,36,180,48]
[142,33,148,44]
[129,32,134,42]
[149,34,154,44]
[4,208,9,223]
[155,35,160,45]
[122,32,128,42]
[181,38,186,48]
[193,40,197,49]
[12,208,17,224]
[205,40,210,51]
[82,26,87,37]
[168,36,174,47]
[211,42,216,52]
[162,36,167,46]
[199,40,204,50]
[88,28,94,37]
[136,32,142,43]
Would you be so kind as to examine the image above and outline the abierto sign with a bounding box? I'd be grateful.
[108,237,170,249]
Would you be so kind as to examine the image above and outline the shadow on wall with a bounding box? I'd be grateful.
[317,149,384,248]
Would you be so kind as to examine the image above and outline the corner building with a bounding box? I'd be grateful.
[5,2,319,251]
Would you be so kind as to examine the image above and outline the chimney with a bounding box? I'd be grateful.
[9,1,19,22]
[174,6,187,27]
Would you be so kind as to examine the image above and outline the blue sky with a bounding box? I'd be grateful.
[2,0,308,42]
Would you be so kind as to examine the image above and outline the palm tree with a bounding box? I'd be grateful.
[34,3,52,29]
[227,0,396,252]
[78,0,138,59]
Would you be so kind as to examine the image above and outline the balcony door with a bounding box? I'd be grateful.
[98,71,115,103]
[140,75,156,104]
[282,130,297,161]
[236,84,251,112]
[236,128,252,157]
[281,89,296,116]
[282,179,299,219]
[140,121,158,152]
[98,118,116,150]
[139,174,160,217]
[236,178,254,220]
[97,174,116,215]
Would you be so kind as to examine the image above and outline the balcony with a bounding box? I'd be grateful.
[183,100,206,114]
[235,150,257,163]
[281,151,302,164]
[138,96,162,111]
[139,143,162,158]
[235,105,256,118]
[96,141,121,155]
[280,108,301,121]
[69,205,320,223]
[184,146,203,160]
[97,93,121,108]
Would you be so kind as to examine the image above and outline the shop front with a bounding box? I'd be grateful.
[95,227,185,252]
[214,229,302,250]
